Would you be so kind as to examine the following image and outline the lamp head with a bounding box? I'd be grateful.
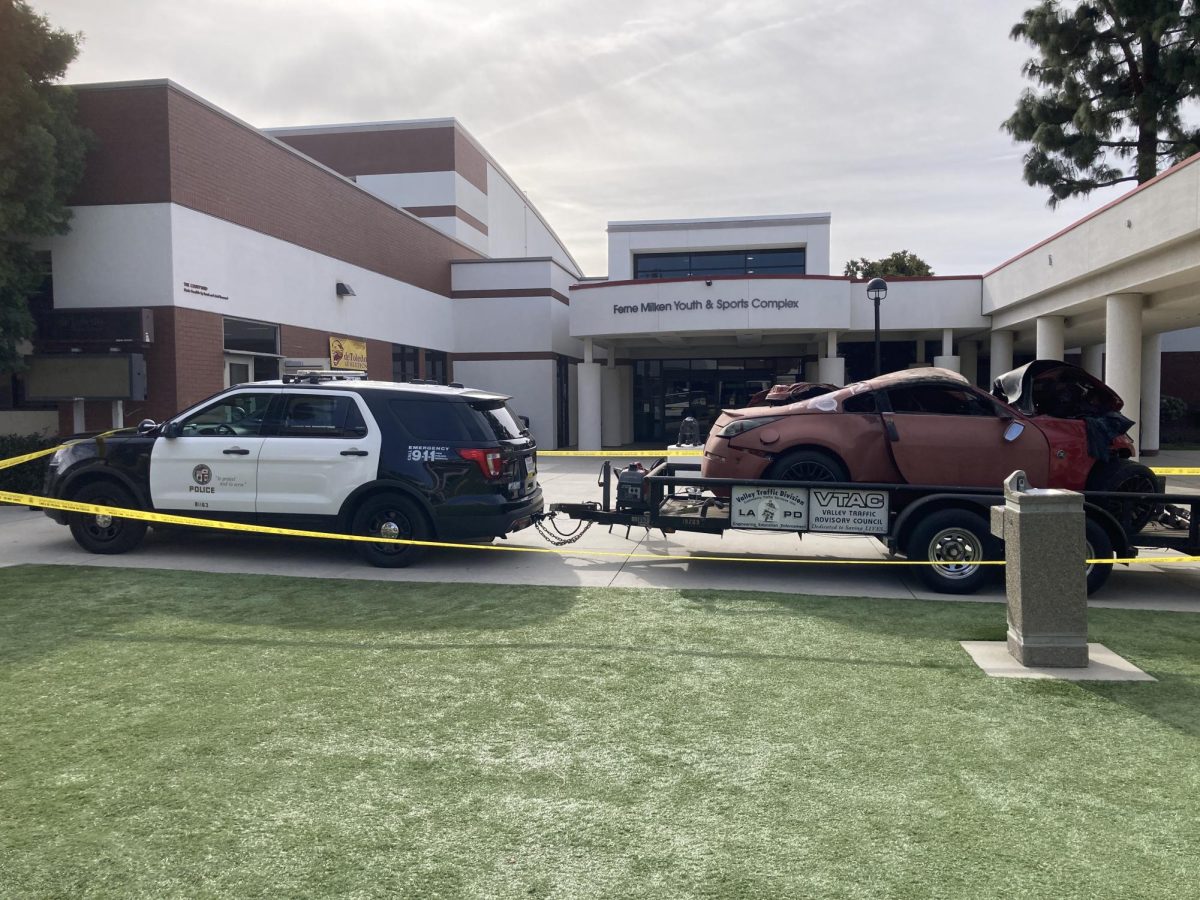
[866,277,888,302]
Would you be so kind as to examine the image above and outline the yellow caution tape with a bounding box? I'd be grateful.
[0,437,1196,567]
[1,489,1198,567]
[1152,467,1200,475]
[539,449,703,457]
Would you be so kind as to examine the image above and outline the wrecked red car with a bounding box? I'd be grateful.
[702,361,1158,528]
[748,382,838,407]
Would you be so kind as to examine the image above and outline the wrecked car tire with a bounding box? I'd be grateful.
[1084,518,1115,596]
[1086,459,1159,535]
[767,449,848,483]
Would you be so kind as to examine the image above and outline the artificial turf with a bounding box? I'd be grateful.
[0,564,1197,899]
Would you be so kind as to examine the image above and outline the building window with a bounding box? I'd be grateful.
[634,247,806,279]
[392,345,448,384]
[223,318,279,355]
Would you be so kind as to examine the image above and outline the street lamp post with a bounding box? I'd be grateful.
[866,277,888,377]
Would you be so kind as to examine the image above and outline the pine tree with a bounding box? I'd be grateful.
[1003,0,1200,205]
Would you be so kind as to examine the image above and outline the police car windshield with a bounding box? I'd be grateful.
[470,401,525,441]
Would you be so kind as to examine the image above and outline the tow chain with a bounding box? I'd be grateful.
[533,509,596,546]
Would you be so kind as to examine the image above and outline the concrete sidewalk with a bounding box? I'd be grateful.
[1,454,1197,613]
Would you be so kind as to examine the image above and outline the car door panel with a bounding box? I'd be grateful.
[883,385,1051,488]
[150,390,280,515]
[255,392,382,517]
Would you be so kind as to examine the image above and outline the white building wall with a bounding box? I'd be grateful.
[451,358,556,445]
[168,205,455,349]
[486,163,579,275]
[847,278,987,331]
[35,204,175,308]
[606,215,832,280]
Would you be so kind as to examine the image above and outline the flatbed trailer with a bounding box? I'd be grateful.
[546,459,1199,596]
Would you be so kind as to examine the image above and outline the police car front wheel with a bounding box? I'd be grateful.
[68,482,148,555]
[353,494,430,568]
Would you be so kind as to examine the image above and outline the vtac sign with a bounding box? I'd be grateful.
[732,485,888,534]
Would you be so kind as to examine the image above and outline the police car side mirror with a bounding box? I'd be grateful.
[163,421,182,439]
[137,419,157,435]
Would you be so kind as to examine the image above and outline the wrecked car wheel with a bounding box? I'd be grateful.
[908,509,994,595]
[767,450,848,483]
[1084,518,1114,596]
[1086,459,1159,535]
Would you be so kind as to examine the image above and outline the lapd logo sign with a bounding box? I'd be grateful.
[731,486,808,530]
[192,464,212,486]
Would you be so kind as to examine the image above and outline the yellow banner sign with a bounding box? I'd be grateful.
[329,336,367,371]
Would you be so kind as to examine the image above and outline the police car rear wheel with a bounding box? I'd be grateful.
[353,494,429,567]
[68,482,148,555]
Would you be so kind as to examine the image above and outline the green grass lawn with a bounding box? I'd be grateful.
[1,565,1197,899]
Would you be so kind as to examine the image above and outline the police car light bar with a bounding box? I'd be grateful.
[281,370,369,384]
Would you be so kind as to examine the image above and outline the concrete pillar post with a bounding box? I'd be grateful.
[819,331,845,386]
[577,339,602,450]
[1082,344,1105,379]
[1035,315,1065,361]
[601,366,623,447]
[990,331,1014,384]
[989,471,1088,667]
[941,328,954,357]
[577,363,602,450]
[1140,333,1161,456]
[915,338,926,365]
[1105,294,1144,456]
[959,340,979,386]
[619,365,634,445]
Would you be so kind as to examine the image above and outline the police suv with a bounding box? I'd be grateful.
[43,372,542,567]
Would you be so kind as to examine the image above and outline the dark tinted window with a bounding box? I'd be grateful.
[471,402,525,440]
[223,318,278,354]
[888,385,996,417]
[634,248,807,279]
[279,395,365,438]
[842,392,877,413]
[389,399,475,441]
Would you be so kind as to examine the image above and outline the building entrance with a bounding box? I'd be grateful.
[633,356,803,443]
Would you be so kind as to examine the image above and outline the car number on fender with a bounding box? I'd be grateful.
[732,485,888,534]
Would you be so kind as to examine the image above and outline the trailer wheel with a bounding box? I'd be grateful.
[908,509,993,594]
[1085,518,1114,596]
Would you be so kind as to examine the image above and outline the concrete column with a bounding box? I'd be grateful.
[1140,333,1161,456]
[990,330,1014,384]
[1035,315,1065,360]
[915,338,926,365]
[934,329,959,372]
[1082,344,1105,379]
[111,400,124,429]
[818,331,844,386]
[932,354,960,373]
[1105,294,1144,456]
[601,366,621,446]
[577,362,602,450]
[818,356,845,386]
[959,340,979,386]
[72,399,85,433]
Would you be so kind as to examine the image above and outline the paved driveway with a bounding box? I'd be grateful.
[2,455,1197,612]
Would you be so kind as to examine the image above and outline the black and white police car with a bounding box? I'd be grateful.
[43,372,542,566]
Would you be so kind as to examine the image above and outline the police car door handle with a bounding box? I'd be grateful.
[340,449,369,457]
[223,447,251,455]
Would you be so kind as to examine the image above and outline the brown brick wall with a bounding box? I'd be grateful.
[70,84,172,206]
[280,324,394,381]
[70,84,483,297]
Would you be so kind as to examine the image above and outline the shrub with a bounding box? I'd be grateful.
[0,433,61,497]
[1161,395,1188,424]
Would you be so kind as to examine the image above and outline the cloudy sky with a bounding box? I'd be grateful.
[35,0,1138,276]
